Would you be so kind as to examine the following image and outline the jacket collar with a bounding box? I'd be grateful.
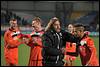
[80,34,87,41]
[9,27,16,32]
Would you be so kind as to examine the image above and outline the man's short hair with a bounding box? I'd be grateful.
[74,23,84,27]
[10,17,17,21]
[32,17,42,23]
[74,23,85,31]
[9,18,17,23]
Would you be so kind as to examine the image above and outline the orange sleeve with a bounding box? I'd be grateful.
[26,39,34,47]
[25,34,34,47]
[87,38,94,48]
[4,31,8,46]
[25,34,43,47]
[87,38,96,64]
[35,38,42,46]
[27,37,42,47]
[6,31,23,48]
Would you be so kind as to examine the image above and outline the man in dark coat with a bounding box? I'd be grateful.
[42,17,80,66]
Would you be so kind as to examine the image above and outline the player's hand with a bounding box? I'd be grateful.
[80,40,87,46]
[85,61,91,66]
[22,37,29,44]
[85,63,89,66]
[6,45,11,49]
[12,33,23,41]
[32,37,42,46]
[60,47,66,54]
[32,37,38,43]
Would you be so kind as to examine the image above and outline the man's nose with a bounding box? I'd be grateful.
[58,26,60,28]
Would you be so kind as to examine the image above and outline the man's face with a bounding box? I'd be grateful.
[32,21,41,31]
[53,21,61,32]
[68,24,74,32]
[10,20,18,28]
[74,27,83,38]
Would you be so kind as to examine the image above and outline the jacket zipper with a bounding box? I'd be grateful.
[55,33,60,64]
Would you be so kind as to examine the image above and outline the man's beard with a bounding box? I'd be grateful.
[56,29,61,32]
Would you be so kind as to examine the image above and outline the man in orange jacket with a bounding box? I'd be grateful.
[73,23,99,66]
[64,24,77,66]
[4,19,24,66]
[23,17,44,66]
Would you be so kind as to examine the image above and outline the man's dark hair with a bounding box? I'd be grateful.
[74,23,84,28]
[74,23,85,31]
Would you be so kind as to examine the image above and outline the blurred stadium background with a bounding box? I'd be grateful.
[1,1,99,66]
